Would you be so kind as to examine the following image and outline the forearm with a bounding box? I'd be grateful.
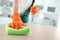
[13,0,18,13]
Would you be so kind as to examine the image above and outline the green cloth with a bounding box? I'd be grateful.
[6,24,30,35]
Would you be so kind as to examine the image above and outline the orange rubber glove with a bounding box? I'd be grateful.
[30,6,38,15]
[9,12,26,29]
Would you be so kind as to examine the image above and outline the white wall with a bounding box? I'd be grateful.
[35,0,45,5]
[29,0,60,26]
[56,0,60,38]
[43,0,59,26]
[43,0,55,13]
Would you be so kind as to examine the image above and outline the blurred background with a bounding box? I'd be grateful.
[0,0,60,27]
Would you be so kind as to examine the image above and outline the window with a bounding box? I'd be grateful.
[47,7,55,12]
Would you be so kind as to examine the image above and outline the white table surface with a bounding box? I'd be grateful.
[0,23,57,40]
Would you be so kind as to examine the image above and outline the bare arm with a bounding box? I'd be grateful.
[13,0,18,13]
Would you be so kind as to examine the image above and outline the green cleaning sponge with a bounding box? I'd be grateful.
[6,24,30,35]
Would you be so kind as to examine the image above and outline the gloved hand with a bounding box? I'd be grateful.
[9,12,26,29]
[30,6,38,15]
